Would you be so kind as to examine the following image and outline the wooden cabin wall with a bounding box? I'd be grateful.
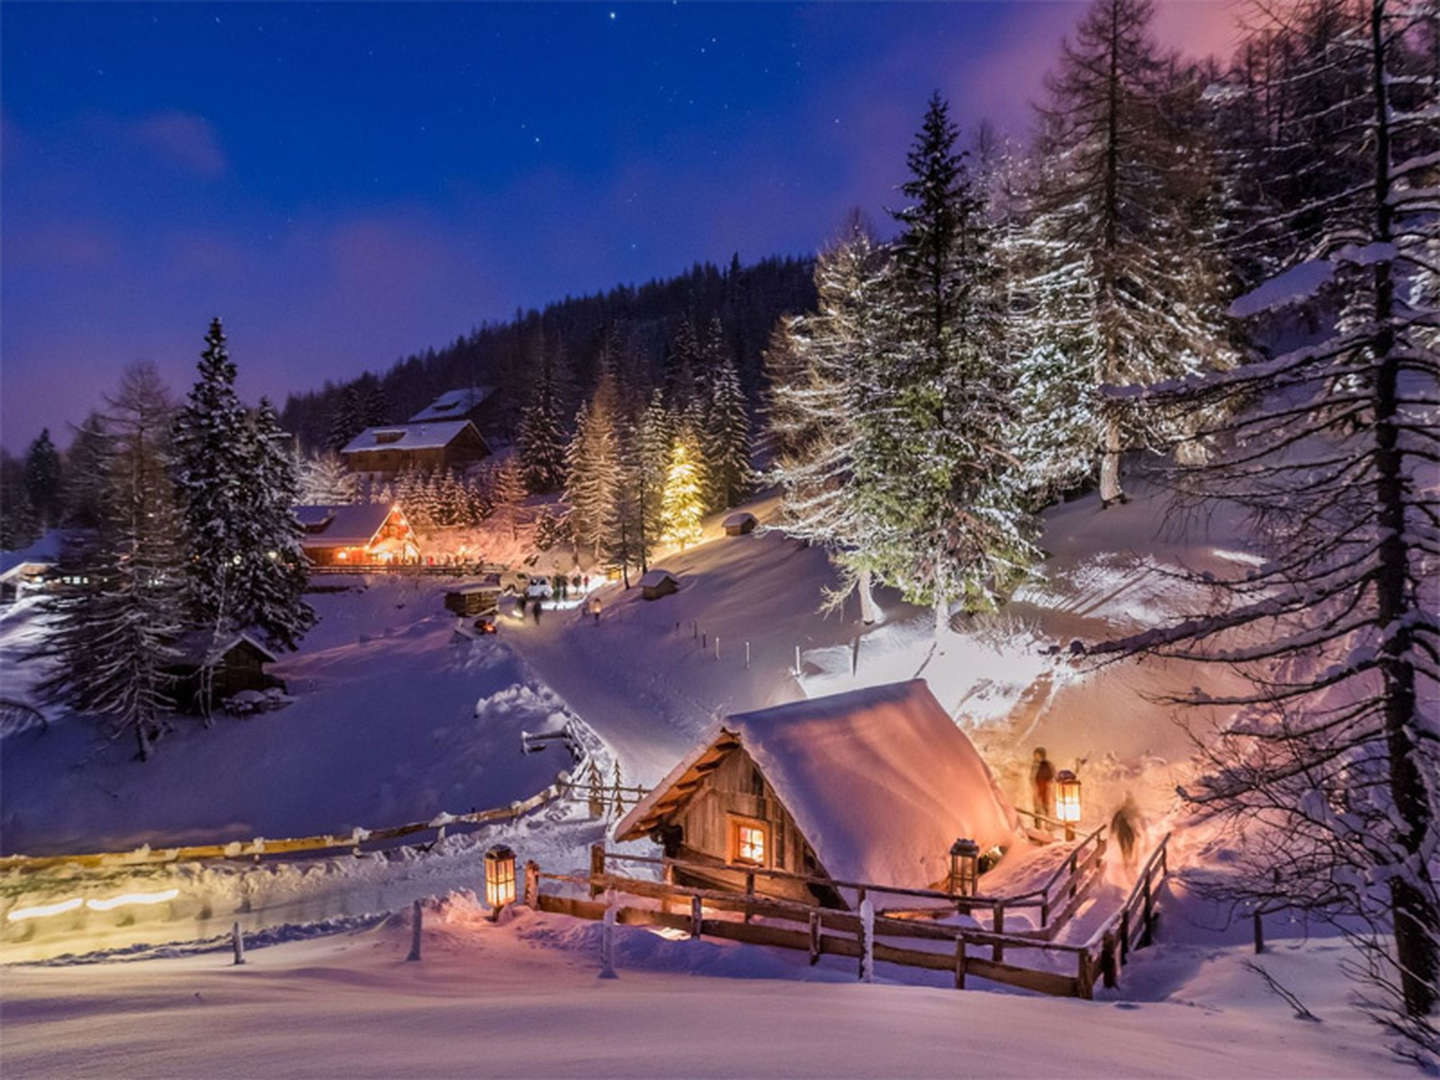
[671,747,822,903]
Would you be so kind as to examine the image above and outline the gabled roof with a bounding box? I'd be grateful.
[0,531,61,579]
[170,630,278,667]
[615,680,1020,892]
[293,503,397,547]
[341,421,483,455]
[639,568,678,588]
[723,511,757,527]
[409,386,495,423]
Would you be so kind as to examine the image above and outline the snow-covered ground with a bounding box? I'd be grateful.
[1,579,585,855]
[0,894,1411,1079]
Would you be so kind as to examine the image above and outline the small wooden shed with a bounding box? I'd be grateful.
[613,680,1020,907]
[445,577,502,616]
[639,568,679,600]
[168,632,283,713]
[722,511,757,536]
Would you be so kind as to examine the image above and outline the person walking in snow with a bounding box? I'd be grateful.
[532,599,542,625]
[1031,747,1055,822]
[588,595,602,624]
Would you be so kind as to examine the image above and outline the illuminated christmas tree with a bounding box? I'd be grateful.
[659,431,705,550]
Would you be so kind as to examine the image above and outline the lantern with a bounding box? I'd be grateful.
[484,845,516,910]
[948,838,980,897]
[1055,770,1082,840]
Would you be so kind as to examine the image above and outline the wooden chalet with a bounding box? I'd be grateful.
[295,503,418,566]
[0,533,59,602]
[340,420,490,477]
[613,680,1020,908]
[167,632,283,712]
[722,511,757,536]
[409,386,498,428]
[639,568,679,600]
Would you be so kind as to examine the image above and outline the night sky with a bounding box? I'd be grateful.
[1,2,1234,453]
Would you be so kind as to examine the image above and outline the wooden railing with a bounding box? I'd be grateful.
[1080,831,1172,990]
[526,858,1097,999]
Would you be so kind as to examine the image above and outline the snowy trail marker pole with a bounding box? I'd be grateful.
[231,921,245,966]
[714,635,720,661]
[407,899,423,962]
[794,644,801,676]
[858,895,874,983]
[599,889,618,979]
[745,641,750,669]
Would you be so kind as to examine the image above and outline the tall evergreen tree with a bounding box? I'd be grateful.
[36,363,184,760]
[855,93,1039,640]
[23,428,63,528]
[563,375,622,558]
[632,390,672,574]
[489,457,527,540]
[703,354,753,509]
[659,424,706,550]
[1030,0,1232,503]
[63,412,110,529]
[518,348,568,493]
[327,385,366,452]
[0,456,40,551]
[297,451,357,504]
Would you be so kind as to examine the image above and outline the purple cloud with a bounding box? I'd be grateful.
[128,111,227,177]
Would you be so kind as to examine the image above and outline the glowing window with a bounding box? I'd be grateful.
[732,820,767,866]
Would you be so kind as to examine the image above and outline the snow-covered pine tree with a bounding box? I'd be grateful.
[563,376,622,558]
[703,353,753,509]
[464,473,493,524]
[358,378,389,427]
[298,450,357,504]
[518,347,568,493]
[489,456,527,540]
[234,399,314,653]
[63,412,109,529]
[660,423,706,550]
[664,318,702,408]
[0,464,39,551]
[632,390,672,574]
[765,217,890,623]
[854,93,1039,641]
[1030,0,1233,504]
[172,318,253,634]
[1097,0,1438,1048]
[35,363,185,760]
[23,428,63,528]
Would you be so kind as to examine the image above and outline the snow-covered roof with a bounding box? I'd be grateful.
[293,503,396,547]
[341,421,479,455]
[639,568,678,588]
[0,531,61,580]
[723,511,757,527]
[171,631,278,667]
[615,680,1020,892]
[408,387,495,423]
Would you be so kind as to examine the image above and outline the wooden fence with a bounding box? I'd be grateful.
[516,835,1171,999]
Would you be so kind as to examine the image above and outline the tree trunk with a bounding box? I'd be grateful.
[1368,0,1437,1018]
[933,593,949,644]
[1099,415,1125,505]
[857,567,878,625]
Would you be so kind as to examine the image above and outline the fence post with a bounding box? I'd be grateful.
[858,896,875,983]
[231,921,245,966]
[745,641,750,669]
[715,636,720,661]
[524,860,539,907]
[1120,907,1131,963]
[406,899,422,962]
[744,872,755,924]
[599,889,618,979]
[1253,909,1264,954]
[1040,898,1050,930]
[590,843,606,899]
[794,644,801,675]
[953,937,966,990]
[1077,948,1094,1000]
[1141,869,1154,947]
[1068,851,1079,899]
[690,895,703,940]
[1100,931,1118,988]
[808,910,821,965]
[702,632,706,650]
[991,904,1005,963]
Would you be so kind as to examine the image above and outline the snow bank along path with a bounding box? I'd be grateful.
[1,900,1412,1080]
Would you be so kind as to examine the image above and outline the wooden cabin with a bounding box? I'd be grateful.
[0,533,59,602]
[613,680,1020,908]
[445,578,502,616]
[409,386,498,429]
[295,503,419,566]
[340,420,490,477]
[168,632,283,712]
[639,568,679,600]
[722,511,757,536]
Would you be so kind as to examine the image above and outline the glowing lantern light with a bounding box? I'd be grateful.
[1056,770,1082,840]
[485,845,516,910]
[948,838,980,897]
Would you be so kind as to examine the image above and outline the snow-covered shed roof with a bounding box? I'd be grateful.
[170,631,278,668]
[341,421,481,455]
[0,531,61,580]
[639,568,678,588]
[723,511,757,528]
[408,387,495,423]
[293,503,396,547]
[615,680,1020,892]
